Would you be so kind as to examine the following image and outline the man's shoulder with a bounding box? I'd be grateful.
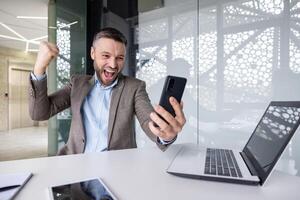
[121,75,145,86]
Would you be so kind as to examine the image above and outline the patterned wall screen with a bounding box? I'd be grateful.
[56,19,71,119]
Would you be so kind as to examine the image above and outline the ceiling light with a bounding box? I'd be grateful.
[0,34,27,42]
[0,22,46,52]
[25,42,29,52]
[16,16,48,20]
[50,21,78,29]
[65,21,78,27]
[27,49,39,52]
[30,35,48,41]
[0,34,39,45]
[48,26,57,29]
[0,22,26,40]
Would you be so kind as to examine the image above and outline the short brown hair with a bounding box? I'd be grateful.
[93,27,127,46]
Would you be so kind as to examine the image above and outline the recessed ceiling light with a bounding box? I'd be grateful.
[16,16,48,20]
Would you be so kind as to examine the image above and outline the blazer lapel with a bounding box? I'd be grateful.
[78,76,95,107]
[107,75,125,147]
[77,76,94,145]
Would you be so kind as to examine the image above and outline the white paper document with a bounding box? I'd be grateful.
[0,172,32,200]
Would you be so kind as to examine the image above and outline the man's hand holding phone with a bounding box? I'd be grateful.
[149,97,186,142]
[148,76,187,142]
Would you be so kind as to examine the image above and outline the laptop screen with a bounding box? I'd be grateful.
[243,101,300,184]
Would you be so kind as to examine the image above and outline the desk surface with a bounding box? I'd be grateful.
[0,143,300,200]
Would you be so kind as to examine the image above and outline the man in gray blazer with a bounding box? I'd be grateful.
[29,27,186,155]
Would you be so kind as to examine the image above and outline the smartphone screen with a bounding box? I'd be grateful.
[49,178,117,200]
[159,75,187,117]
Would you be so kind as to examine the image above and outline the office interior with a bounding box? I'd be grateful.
[0,0,300,178]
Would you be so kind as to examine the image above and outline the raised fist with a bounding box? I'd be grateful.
[34,41,59,76]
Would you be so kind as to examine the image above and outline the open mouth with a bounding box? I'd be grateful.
[103,68,117,80]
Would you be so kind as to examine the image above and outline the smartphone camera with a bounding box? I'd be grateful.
[167,78,175,92]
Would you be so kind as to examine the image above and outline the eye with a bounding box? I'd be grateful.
[117,57,124,61]
[102,54,110,59]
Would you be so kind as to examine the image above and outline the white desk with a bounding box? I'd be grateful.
[0,143,300,200]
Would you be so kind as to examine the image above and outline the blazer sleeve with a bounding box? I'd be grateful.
[28,74,72,121]
[134,80,174,151]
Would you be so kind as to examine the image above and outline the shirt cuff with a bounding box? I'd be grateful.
[31,72,47,81]
[157,136,177,145]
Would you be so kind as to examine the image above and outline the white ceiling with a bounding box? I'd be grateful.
[0,0,48,51]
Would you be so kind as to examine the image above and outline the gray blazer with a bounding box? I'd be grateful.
[29,74,169,155]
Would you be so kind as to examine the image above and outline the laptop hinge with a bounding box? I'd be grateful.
[240,152,257,176]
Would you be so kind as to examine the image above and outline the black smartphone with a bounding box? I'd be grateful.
[158,75,187,117]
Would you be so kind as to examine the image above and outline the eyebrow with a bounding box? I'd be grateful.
[100,51,111,55]
[100,51,125,57]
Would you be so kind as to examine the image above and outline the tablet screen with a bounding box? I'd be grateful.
[50,178,116,200]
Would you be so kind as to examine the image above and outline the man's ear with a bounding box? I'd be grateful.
[90,47,95,60]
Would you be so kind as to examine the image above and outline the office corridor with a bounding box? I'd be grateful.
[0,126,47,161]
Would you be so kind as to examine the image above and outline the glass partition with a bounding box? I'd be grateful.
[197,0,300,177]
[48,0,86,155]
[136,0,300,177]
[136,0,198,147]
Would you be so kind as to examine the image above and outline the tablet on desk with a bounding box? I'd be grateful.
[49,178,117,200]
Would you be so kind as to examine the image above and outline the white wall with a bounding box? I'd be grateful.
[0,55,9,131]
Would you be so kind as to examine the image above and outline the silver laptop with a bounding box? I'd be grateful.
[167,101,300,185]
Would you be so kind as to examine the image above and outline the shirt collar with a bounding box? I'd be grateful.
[94,73,118,89]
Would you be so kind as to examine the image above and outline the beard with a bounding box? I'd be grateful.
[93,61,120,86]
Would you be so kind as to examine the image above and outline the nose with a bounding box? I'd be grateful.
[108,58,117,68]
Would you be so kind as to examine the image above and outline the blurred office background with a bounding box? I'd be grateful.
[0,0,300,178]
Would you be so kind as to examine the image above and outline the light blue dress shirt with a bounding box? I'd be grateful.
[82,75,118,153]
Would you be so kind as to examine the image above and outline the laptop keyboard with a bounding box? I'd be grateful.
[204,148,243,178]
